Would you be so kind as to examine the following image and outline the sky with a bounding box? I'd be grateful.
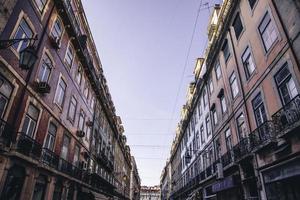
[82,0,221,186]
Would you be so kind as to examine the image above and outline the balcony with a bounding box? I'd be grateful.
[221,150,234,167]
[41,148,59,169]
[16,133,42,159]
[233,137,253,162]
[34,81,51,94]
[272,94,300,136]
[0,118,13,147]
[58,158,83,180]
[249,121,276,152]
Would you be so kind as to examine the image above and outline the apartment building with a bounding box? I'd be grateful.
[0,0,135,199]
[140,185,161,200]
[130,156,141,200]
[167,0,300,200]
[160,161,171,200]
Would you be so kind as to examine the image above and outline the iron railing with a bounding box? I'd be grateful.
[272,94,300,134]
[41,148,59,169]
[233,137,253,161]
[249,121,276,149]
[16,133,43,158]
[221,149,234,167]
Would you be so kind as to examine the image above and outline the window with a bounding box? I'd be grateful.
[67,96,77,122]
[54,77,66,108]
[51,18,63,39]
[259,12,278,51]
[84,83,89,99]
[90,97,95,110]
[32,175,47,200]
[78,110,85,131]
[232,13,244,39]
[222,39,230,62]
[64,44,74,68]
[252,93,267,126]
[205,115,211,136]
[215,62,222,80]
[75,65,83,86]
[242,46,256,79]
[211,106,218,126]
[21,104,39,138]
[85,126,91,142]
[198,99,202,117]
[208,77,214,94]
[44,122,57,151]
[60,134,70,160]
[200,125,204,144]
[34,0,47,13]
[13,19,33,52]
[73,145,80,167]
[225,128,232,150]
[236,113,247,139]
[248,0,257,9]
[215,138,221,158]
[38,53,52,82]
[220,94,227,113]
[229,72,239,98]
[275,63,298,105]
[0,76,13,118]
[203,89,208,108]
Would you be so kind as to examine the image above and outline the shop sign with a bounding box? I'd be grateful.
[212,175,237,193]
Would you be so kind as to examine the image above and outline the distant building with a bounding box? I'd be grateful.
[130,156,141,200]
[160,161,171,200]
[140,185,161,200]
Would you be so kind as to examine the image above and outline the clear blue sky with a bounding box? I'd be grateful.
[82,0,220,186]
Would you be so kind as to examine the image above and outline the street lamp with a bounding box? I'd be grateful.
[19,46,37,70]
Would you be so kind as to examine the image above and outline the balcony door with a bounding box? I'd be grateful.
[61,134,70,160]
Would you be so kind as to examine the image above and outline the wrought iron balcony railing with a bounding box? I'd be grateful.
[248,121,276,151]
[221,149,234,167]
[16,133,43,159]
[233,137,253,161]
[272,94,300,134]
[41,148,59,169]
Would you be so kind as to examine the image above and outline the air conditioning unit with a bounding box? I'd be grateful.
[76,130,85,138]
[216,163,224,179]
[50,36,61,49]
[80,161,88,170]
[35,81,51,94]
[86,120,93,127]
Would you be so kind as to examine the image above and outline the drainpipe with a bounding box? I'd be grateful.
[270,0,300,69]
[11,3,55,142]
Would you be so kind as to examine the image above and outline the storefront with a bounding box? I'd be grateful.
[262,158,300,200]
[211,175,242,200]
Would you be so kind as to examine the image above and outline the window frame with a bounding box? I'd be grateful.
[229,72,239,99]
[67,96,77,123]
[258,11,278,52]
[232,13,244,40]
[242,46,256,80]
[54,76,67,109]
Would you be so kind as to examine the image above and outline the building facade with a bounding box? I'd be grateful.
[140,186,161,200]
[0,0,134,199]
[160,161,171,200]
[129,156,141,200]
[167,0,300,200]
